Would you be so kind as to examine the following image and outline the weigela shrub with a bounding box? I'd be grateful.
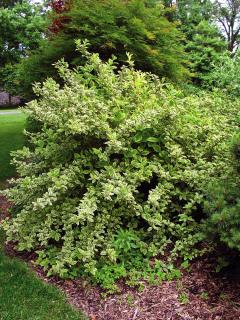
[2,41,239,285]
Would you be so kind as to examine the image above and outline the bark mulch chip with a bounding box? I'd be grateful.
[1,196,240,320]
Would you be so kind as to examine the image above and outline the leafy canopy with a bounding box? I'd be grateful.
[0,0,22,8]
[0,1,46,67]
[0,0,47,91]
[12,0,190,99]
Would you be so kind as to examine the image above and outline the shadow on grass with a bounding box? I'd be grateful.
[0,230,86,320]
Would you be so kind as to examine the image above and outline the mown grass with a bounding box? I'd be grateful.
[0,231,86,320]
[0,112,26,182]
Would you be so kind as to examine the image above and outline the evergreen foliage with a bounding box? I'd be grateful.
[204,131,240,251]
[176,0,226,82]
[204,53,240,96]
[185,21,226,82]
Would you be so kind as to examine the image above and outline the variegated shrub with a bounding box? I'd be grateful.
[2,41,239,284]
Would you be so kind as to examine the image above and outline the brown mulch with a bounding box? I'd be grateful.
[1,196,240,320]
[0,195,11,220]
[39,260,240,320]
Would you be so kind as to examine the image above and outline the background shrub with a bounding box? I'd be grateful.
[204,53,240,97]
[204,131,240,251]
[2,41,239,289]
[11,0,190,99]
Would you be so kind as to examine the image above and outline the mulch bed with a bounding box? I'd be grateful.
[0,195,11,220]
[1,195,240,320]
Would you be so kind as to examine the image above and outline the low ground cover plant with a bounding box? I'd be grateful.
[2,41,239,290]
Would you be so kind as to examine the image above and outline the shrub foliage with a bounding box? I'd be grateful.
[204,53,240,97]
[2,41,238,288]
[204,131,240,250]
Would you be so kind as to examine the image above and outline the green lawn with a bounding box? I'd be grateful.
[0,231,86,320]
[0,112,86,320]
[0,112,26,182]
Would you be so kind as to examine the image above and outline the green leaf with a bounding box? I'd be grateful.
[152,144,161,152]
[114,111,126,122]
[146,137,159,143]
[133,132,143,143]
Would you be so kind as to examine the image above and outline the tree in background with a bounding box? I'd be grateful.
[204,53,240,96]
[48,0,71,34]
[185,20,226,82]
[1,0,237,97]
[0,1,46,93]
[0,2,45,67]
[213,0,240,53]
[11,0,190,99]
[175,0,226,82]
[176,0,213,27]
[0,0,22,8]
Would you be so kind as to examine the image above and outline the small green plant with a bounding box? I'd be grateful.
[180,260,191,271]
[137,283,145,292]
[179,292,189,304]
[94,229,182,292]
[200,292,209,300]
[215,257,230,273]
[126,294,134,306]
[219,293,229,301]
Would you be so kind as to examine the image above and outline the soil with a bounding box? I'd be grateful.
[1,196,240,320]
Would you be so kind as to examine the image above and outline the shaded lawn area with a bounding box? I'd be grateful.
[0,112,26,182]
[0,231,86,320]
